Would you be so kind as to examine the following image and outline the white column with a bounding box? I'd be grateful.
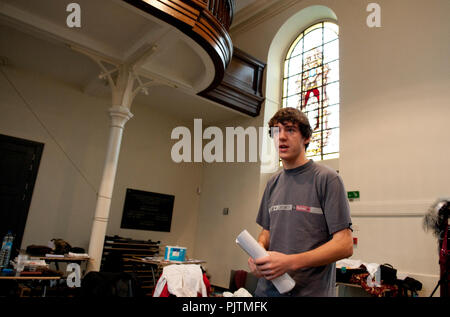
[87,105,133,272]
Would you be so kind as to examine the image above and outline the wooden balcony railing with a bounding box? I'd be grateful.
[206,0,234,30]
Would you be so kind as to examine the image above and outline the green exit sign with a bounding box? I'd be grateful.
[347,191,360,199]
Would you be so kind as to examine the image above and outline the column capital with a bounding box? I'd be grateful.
[109,105,133,128]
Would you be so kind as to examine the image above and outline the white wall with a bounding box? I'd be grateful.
[106,94,203,255]
[193,0,450,295]
[0,65,203,257]
[193,115,264,286]
[337,0,448,296]
[0,66,106,249]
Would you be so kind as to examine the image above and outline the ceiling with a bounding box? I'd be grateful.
[0,0,252,125]
[234,0,259,12]
[231,0,286,32]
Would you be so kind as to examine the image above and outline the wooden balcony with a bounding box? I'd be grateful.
[123,0,234,91]
[200,47,266,117]
[124,0,265,117]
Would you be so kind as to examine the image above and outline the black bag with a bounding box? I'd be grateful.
[69,247,85,254]
[403,277,422,291]
[396,276,422,297]
[380,263,397,284]
[52,239,72,255]
[26,245,52,256]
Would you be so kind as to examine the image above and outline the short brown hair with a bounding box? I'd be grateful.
[268,107,312,149]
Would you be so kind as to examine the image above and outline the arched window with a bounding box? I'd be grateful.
[283,21,339,161]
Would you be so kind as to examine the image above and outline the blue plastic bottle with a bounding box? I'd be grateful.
[0,231,14,270]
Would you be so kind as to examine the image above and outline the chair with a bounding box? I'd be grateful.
[229,270,258,295]
[80,271,141,297]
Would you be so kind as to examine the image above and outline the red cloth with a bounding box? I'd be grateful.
[234,270,248,290]
[203,273,211,295]
[153,273,211,297]
[350,273,399,297]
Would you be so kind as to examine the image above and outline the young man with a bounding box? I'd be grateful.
[248,107,353,297]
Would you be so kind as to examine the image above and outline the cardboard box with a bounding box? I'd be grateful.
[164,246,186,262]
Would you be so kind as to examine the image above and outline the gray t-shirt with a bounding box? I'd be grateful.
[255,160,352,297]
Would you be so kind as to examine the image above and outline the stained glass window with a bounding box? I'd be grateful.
[283,21,339,161]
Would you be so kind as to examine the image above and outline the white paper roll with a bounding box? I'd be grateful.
[236,229,295,294]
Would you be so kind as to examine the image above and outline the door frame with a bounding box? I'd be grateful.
[0,134,44,252]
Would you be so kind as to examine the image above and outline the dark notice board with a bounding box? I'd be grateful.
[120,188,175,232]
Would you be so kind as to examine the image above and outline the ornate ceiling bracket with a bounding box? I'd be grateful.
[70,44,176,107]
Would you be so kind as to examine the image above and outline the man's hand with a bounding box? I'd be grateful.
[247,228,353,281]
[248,257,263,278]
[247,229,271,278]
[253,251,292,280]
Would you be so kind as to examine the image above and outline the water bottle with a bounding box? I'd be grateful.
[0,231,14,270]
[0,233,8,268]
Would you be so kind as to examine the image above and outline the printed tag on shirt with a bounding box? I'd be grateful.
[269,204,323,215]
[296,205,311,212]
[295,205,323,215]
[269,205,293,213]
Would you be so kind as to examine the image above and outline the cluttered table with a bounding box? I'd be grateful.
[14,253,90,273]
[0,253,90,297]
[123,256,207,292]
[335,259,423,297]
[37,254,90,272]
[38,255,90,261]
[125,256,206,267]
[0,276,61,280]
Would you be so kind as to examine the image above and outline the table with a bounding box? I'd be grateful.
[0,276,61,280]
[336,282,370,297]
[336,281,399,297]
[0,275,61,297]
[128,256,206,267]
[37,255,90,274]
[39,256,90,261]
[123,257,206,295]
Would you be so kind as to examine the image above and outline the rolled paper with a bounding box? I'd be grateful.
[236,229,295,294]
